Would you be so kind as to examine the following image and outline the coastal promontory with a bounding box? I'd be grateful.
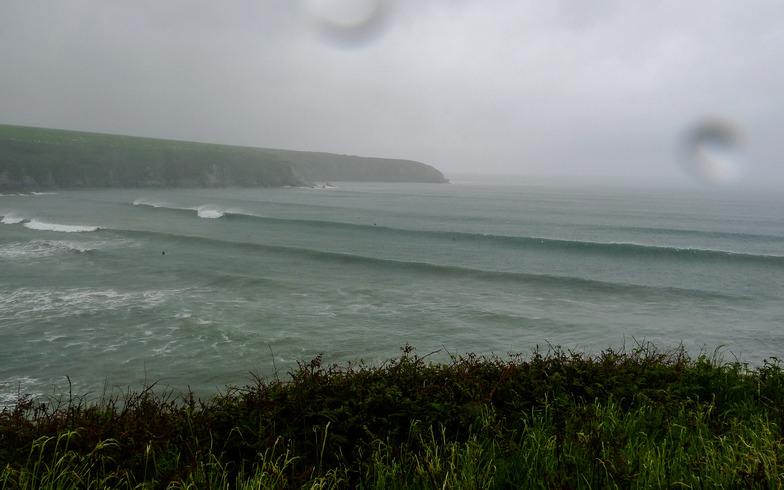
[0,125,448,192]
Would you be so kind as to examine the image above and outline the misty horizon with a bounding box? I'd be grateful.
[2,1,783,189]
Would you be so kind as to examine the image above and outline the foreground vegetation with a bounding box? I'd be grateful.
[3,343,784,488]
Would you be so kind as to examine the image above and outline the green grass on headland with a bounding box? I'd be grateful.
[0,124,448,192]
[3,343,784,488]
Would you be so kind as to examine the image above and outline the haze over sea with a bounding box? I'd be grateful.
[2,180,783,406]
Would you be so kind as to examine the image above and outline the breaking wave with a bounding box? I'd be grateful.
[195,206,224,219]
[1,213,25,224]
[0,240,94,259]
[24,219,101,233]
[133,198,241,220]
[133,198,169,208]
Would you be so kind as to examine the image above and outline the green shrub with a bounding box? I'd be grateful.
[3,343,784,488]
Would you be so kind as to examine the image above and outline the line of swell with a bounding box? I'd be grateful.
[233,216,784,265]
[133,201,198,215]
[593,224,784,243]
[131,202,784,266]
[133,201,232,219]
[108,228,747,302]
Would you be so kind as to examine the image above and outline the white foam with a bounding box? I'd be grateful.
[0,376,41,408]
[24,219,100,233]
[0,191,53,197]
[102,342,127,353]
[0,287,182,318]
[64,341,89,349]
[195,206,224,219]
[0,240,92,259]
[153,340,177,355]
[0,238,140,260]
[1,213,25,224]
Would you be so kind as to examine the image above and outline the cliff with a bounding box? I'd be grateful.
[0,125,447,192]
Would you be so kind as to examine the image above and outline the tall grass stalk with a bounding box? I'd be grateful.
[500,397,784,488]
[2,430,125,490]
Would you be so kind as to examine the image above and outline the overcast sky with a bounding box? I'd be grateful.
[1,1,783,187]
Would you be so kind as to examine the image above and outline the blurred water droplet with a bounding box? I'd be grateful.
[678,119,745,186]
[305,0,390,47]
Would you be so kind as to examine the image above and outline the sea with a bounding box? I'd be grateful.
[2,179,783,407]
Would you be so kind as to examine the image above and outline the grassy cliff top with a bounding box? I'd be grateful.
[0,124,448,191]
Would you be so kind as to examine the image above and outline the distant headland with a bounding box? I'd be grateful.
[0,124,448,192]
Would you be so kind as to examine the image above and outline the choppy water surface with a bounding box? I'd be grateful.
[2,181,783,405]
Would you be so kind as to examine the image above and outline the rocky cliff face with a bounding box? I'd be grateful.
[0,125,447,192]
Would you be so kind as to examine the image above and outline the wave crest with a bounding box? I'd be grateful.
[133,198,169,208]
[24,219,101,233]
[195,206,224,219]
[1,213,25,225]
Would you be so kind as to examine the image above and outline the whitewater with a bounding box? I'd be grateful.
[1,181,783,406]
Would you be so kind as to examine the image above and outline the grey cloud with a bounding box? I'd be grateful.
[1,0,783,187]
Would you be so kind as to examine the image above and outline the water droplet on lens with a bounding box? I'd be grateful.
[678,118,745,186]
[305,0,389,47]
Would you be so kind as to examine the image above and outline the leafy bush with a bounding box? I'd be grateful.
[2,343,784,488]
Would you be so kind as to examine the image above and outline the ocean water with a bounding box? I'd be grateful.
[2,181,783,406]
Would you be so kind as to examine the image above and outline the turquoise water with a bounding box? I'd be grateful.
[2,181,783,405]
